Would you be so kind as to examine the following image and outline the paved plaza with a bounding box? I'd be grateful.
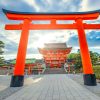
[0,74,100,100]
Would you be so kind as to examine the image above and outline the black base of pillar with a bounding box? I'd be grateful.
[10,75,24,87]
[83,74,97,86]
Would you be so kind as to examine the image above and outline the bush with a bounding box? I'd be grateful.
[93,65,100,79]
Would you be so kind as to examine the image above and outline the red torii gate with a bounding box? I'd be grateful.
[3,9,100,87]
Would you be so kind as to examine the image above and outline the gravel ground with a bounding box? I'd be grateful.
[67,74,100,97]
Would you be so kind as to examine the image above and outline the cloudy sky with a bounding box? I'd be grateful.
[0,0,100,60]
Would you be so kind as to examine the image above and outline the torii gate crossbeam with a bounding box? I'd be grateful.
[3,9,100,87]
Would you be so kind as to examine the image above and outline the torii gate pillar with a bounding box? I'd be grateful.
[76,19,96,86]
[10,19,30,87]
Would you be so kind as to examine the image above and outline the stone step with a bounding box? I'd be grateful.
[43,68,66,74]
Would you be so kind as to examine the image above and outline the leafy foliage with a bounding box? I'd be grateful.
[67,50,100,70]
[67,52,82,69]
[93,65,100,79]
[90,51,100,65]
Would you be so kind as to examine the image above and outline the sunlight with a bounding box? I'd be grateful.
[34,34,56,48]
[33,77,43,83]
[33,30,72,48]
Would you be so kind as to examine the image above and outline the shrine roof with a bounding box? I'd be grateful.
[39,47,72,51]
[35,59,44,63]
[2,9,100,15]
[39,43,72,50]
[44,43,67,49]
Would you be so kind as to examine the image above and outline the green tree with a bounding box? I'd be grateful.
[67,52,82,69]
[75,52,82,69]
[68,51,100,70]
[0,41,5,67]
[90,51,100,65]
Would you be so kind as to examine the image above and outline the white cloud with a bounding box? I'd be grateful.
[80,0,100,11]
[28,30,71,49]
[0,27,21,46]
[0,0,100,60]
[89,46,100,49]
[23,0,40,12]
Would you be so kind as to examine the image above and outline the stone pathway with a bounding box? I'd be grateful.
[0,75,43,100]
[3,74,100,100]
[67,74,100,97]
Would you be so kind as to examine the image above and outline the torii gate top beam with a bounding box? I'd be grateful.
[3,9,100,20]
[2,9,100,30]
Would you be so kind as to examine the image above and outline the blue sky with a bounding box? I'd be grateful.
[0,0,100,60]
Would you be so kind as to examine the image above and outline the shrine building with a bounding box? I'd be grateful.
[39,43,72,68]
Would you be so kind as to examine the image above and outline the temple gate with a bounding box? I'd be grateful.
[3,9,100,87]
[39,43,72,68]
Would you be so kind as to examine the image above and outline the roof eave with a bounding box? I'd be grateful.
[2,8,100,15]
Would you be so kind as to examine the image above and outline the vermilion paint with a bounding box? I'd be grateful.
[4,11,100,75]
